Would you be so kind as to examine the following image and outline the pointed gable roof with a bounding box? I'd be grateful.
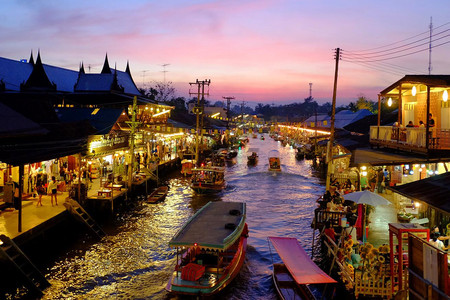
[20,51,56,91]
[101,54,112,74]
[125,60,131,76]
[29,51,34,65]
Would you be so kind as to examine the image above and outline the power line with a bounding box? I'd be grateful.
[346,21,450,53]
[342,32,450,61]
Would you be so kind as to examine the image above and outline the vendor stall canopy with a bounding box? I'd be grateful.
[390,172,450,214]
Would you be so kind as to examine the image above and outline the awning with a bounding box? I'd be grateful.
[351,148,448,167]
[390,172,450,214]
[269,237,336,285]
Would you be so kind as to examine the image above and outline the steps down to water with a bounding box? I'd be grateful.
[64,198,106,239]
[0,234,50,296]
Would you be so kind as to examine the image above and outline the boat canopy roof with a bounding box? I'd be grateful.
[269,237,336,285]
[170,202,246,251]
[192,167,224,173]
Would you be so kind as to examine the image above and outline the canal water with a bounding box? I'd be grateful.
[41,135,326,299]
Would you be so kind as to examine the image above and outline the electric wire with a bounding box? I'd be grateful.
[346,21,450,53]
[342,33,450,61]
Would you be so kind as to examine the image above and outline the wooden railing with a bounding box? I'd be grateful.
[370,126,450,150]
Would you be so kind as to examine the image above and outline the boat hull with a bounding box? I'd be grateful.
[167,227,248,296]
[147,186,168,203]
[273,263,315,300]
[191,183,225,193]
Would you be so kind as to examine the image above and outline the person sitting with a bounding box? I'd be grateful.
[429,232,448,251]
[406,121,414,127]
[419,120,425,127]
[324,222,336,243]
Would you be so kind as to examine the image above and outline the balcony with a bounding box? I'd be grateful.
[369,126,450,154]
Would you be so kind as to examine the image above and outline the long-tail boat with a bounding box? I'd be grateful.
[166,201,248,296]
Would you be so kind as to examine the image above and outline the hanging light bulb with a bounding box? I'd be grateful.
[412,86,417,96]
[443,90,448,102]
[388,98,393,107]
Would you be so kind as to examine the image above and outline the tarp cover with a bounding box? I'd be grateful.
[269,237,336,284]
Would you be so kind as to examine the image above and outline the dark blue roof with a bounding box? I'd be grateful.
[0,56,78,92]
[0,56,139,95]
[55,107,125,135]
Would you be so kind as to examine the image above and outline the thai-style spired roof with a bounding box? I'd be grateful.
[55,107,128,135]
[269,237,336,285]
[0,55,78,92]
[169,201,246,251]
[380,75,450,96]
[390,172,450,213]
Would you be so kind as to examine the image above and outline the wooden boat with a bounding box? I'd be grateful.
[191,166,225,193]
[247,152,258,165]
[166,201,248,296]
[269,157,281,171]
[147,186,168,203]
[181,159,196,176]
[269,237,336,300]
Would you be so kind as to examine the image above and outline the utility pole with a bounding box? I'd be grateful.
[223,96,234,129]
[127,96,140,189]
[326,48,340,191]
[161,64,170,83]
[189,79,211,165]
[309,82,313,98]
[428,17,433,75]
[240,101,245,124]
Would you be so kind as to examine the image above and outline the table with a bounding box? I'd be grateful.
[106,184,122,191]
[98,189,112,197]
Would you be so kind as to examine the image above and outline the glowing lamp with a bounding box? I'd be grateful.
[362,171,367,176]
[414,202,420,208]
[443,90,448,102]
[387,98,393,107]
[412,86,417,96]
[361,166,367,171]
[435,170,439,175]
[409,170,414,175]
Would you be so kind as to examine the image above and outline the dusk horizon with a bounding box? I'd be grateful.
[2,1,449,106]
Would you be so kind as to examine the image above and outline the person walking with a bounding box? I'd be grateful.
[376,169,385,193]
[48,176,58,206]
[35,180,45,206]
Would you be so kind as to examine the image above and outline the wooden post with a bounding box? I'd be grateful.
[18,165,24,232]
[377,94,381,140]
[426,85,431,150]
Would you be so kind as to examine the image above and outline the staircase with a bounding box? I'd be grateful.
[64,198,106,239]
[0,234,50,296]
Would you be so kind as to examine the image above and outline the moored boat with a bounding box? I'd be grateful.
[269,237,336,300]
[166,201,248,296]
[247,152,258,165]
[147,186,168,203]
[268,150,281,172]
[181,159,196,176]
[191,166,225,193]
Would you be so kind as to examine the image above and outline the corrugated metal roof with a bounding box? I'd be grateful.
[55,107,125,135]
[390,172,450,213]
[0,103,48,137]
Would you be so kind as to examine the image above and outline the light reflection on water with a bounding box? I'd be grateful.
[42,136,325,300]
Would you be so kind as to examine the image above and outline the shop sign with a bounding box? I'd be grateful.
[89,135,129,155]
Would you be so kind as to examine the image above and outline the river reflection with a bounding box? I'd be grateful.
[41,135,325,300]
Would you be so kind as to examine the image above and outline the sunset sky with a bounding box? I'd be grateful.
[2,1,449,106]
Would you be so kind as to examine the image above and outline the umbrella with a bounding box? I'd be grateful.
[343,190,391,206]
[343,190,391,243]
